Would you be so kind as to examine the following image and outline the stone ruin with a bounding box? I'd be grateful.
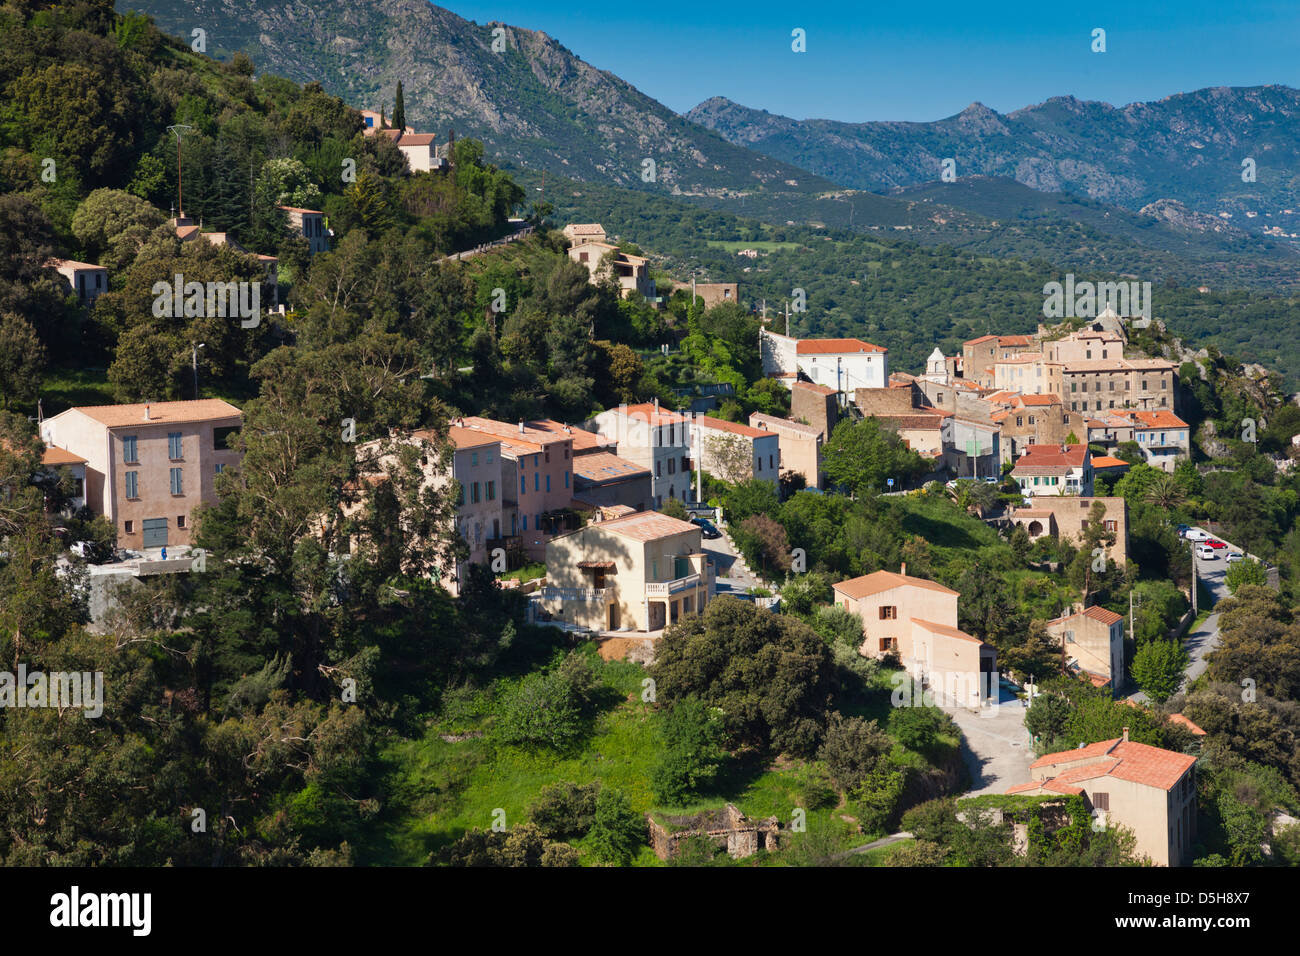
[648,804,780,861]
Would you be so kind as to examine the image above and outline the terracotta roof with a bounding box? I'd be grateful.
[1047,605,1124,627]
[910,618,984,644]
[564,223,606,235]
[613,403,691,426]
[62,399,241,428]
[446,426,500,450]
[41,446,86,466]
[528,419,605,451]
[833,570,958,600]
[456,416,573,448]
[573,451,650,483]
[791,381,836,396]
[1000,335,1034,347]
[1128,410,1188,429]
[749,413,820,436]
[695,415,769,439]
[393,133,436,146]
[1091,455,1130,468]
[1030,739,1196,791]
[964,334,998,346]
[1168,713,1207,736]
[796,338,887,355]
[1012,444,1090,472]
[597,511,700,542]
[1020,393,1060,406]
[175,225,201,241]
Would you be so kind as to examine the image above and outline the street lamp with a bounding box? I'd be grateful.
[192,342,205,399]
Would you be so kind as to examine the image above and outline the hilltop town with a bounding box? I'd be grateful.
[2,2,1299,876]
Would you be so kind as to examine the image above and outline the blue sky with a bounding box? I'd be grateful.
[443,0,1299,121]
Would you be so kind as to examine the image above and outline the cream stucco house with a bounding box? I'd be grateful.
[540,511,712,632]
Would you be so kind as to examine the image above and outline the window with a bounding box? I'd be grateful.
[486,450,494,464]
[123,435,139,463]
[656,461,662,477]
[1105,520,1117,532]
[522,515,527,531]
[769,455,775,469]
[520,475,526,495]
[1093,792,1110,811]
[564,472,569,489]
[563,447,569,459]
[177,515,186,529]
[668,458,675,474]
[878,637,897,652]
[471,481,480,503]
[545,450,550,463]
[125,471,139,499]
[170,468,183,495]
[534,473,539,491]
[124,520,134,534]
[1016,416,1023,427]
[487,481,496,501]
[545,474,551,493]
[471,452,478,467]
[215,463,225,475]
[879,606,897,620]
[533,455,539,467]
[579,251,588,262]
[213,425,240,450]
[168,432,183,459]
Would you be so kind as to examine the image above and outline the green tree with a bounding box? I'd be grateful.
[1224,558,1268,593]
[822,417,927,497]
[1130,640,1188,703]
[587,789,644,865]
[651,697,726,804]
[392,81,406,133]
[0,313,47,408]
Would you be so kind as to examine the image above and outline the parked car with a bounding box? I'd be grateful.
[690,517,722,539]
[1226,552,1245,563]
[1176,524,1190,536]
[1184,528,1211,542]
[1207,540,1229,550]
[1195,544,1217,560]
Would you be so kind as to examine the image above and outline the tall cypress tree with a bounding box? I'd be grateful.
[392,81,406,132]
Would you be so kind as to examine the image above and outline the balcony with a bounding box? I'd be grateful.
[539,585,611,603]
[645,572,701,596]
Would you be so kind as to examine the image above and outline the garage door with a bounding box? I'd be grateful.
[142,518,168,548]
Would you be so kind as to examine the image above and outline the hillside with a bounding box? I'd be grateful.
[126,0,841,205]
[686,88,1300,246]
[522,169,1300,390]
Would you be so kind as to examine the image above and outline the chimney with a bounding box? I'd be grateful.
[518,420,525,434]
[653,396,659,411]
[900,562,907,577]
[143,404,150,421]
[1122,726,1130,743]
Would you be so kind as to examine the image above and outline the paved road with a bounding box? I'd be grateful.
[703,532,761,598]
[940,684,1034,796]
[1129,525,1233,704]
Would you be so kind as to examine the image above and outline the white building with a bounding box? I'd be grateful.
[760,329,889,398]
[589,403,694,508]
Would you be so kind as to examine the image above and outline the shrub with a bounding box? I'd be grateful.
[528,781,600,840]
[494,670,584,750]
[1131,640,1189,703]
[887,705,952,753]
[651,697,726,804]
[587,788,645,865]
[819,711,891,793]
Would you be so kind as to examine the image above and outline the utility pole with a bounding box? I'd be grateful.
[167,125,194,219]
[1191,542,1198,615]
[192,342,205,399]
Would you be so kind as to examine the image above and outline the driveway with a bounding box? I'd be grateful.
[703,531,762,598]
[940,683,1034,795]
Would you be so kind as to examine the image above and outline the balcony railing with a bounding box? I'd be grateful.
[539,585,610,602]
[645,572,701,596]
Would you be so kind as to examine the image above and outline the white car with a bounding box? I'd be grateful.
[1185,528,1211,542]
[1225,552,1245,563]
[1195,544,1217,560]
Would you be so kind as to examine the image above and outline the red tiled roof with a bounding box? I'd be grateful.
[833,570,958,600]
[1128,410,1188,429]
[597,511,699,542]
[1030,739,1196,791]
[528,419,605,451]
[695,415,769,439]
[573,452,650,483]
[910,618,984,644]
[1168,713,1207,736]
[1020,393,1060,406]
[63,400,241,427]
[791,381,836,396]
[1091,455,1130,468]
[41,446,86,466]
[1012,443,1090,472]
[796,338,887,355]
